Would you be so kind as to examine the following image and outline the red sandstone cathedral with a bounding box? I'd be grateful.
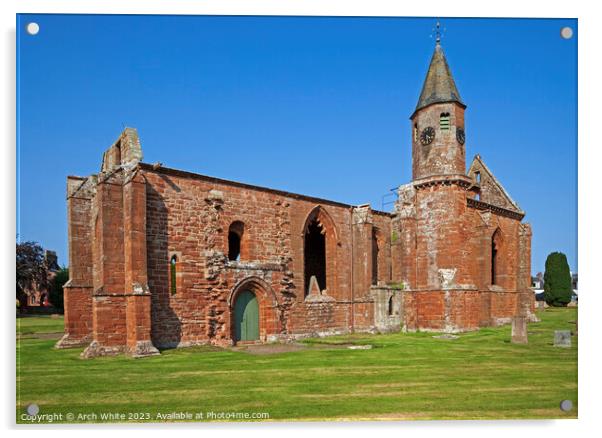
[58,40,535,357]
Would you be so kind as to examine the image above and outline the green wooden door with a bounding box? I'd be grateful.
[234,290,259,341]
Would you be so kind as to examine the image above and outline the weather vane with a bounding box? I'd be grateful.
[430,19,446,45]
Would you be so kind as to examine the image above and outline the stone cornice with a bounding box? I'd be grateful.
[138,162,394,217]
[413,174,473,190]
[467,198,525,221]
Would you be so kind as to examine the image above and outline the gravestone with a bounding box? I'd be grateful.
[554,330,572,348]
[511,316,528,344]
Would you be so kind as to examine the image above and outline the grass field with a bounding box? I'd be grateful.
[16,308,577,423]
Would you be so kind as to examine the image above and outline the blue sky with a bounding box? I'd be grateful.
[16,15,577,275]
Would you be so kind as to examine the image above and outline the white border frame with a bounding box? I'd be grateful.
[3,1,599,437]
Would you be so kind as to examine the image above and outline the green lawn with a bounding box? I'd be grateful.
[16,308,577,423]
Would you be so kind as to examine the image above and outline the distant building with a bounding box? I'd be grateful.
[571,272,578,303]
[532,272,544,289]
[531,271,578,305]
[22,250,60,309]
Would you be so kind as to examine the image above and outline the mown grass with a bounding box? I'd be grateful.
[16,308,577,423]
[16,315,64,336]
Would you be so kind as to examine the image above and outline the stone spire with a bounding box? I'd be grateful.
[412,41,465,117]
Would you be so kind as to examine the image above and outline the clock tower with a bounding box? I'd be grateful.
[411,38,466,180]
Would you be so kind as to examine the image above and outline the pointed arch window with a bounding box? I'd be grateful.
[491,229,501,286]
[388,295,394,316]
[303,206,338,298]
[170,255,178,295]
[372,228,380,286]
[304,218,326,295]
[228,221,245,261]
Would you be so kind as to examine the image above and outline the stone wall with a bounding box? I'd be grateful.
[60,122,533,356]
[371,286,403,333]
[411,102,466,180]
[142,164,391,347]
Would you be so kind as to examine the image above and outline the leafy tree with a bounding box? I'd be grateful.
[49,267,69,312]
[16,241,48,303]
[543,252,573,307]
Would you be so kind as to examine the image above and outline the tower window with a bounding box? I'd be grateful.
[413,124,418,142]
[228,221,245,261]
[170,255,177,295]
[388,295,394,316]
[439,113,451,130]
[475,171,481,183]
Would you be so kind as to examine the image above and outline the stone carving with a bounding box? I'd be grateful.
[352,205,372,224]
[438,268,457,289]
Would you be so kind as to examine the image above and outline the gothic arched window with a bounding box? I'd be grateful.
[491,229,501,285]
[228,221,245,261]
[170,255,177,295]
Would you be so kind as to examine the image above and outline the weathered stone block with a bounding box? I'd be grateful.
[554,330,572,348]
[511,316,528,344]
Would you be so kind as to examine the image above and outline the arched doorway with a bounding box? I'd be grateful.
[233,290,259,342]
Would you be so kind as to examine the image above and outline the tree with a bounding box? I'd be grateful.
[49,267,69,312]
[16,241,48,304]
[543,252,573,307]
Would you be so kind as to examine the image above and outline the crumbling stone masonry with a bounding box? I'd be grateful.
[57,41,536,357]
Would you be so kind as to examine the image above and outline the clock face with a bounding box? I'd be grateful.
[457,128,466,145]
[420,127,435,146]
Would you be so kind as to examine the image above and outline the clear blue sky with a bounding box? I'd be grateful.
[16,15,577,275]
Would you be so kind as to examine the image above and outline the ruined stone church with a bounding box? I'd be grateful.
[58,40,535,357]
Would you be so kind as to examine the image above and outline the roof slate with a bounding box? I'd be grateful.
[413,43,465,116]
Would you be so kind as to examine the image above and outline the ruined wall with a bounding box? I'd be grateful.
[143,165,391,346]
[56,176,95,348]
[393,170,529,332]
[413,178,475,289]
[60,129,158,358]
[372,286,402,333]
[61,118,533,355]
